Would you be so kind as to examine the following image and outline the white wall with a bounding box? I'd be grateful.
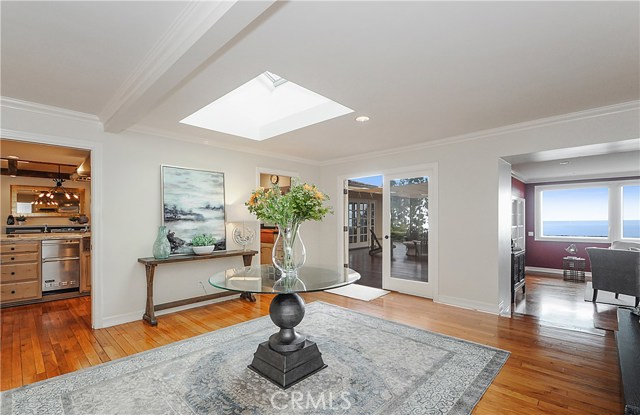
[1,102,321,327]
[3,99,638,321]
[318,103,640,314]
[497,158,513,314]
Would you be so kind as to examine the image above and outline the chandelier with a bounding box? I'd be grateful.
[32,165,79,206]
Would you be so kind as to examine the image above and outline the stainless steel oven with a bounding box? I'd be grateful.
[42,239,80,292]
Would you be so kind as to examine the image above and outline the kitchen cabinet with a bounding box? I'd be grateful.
[80,237,91,293]
[0,241,41,304]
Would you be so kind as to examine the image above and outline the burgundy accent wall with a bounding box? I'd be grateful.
[524,176,639,271]
[511,177,525,199]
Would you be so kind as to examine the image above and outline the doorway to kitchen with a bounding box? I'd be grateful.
[1,138,94,327]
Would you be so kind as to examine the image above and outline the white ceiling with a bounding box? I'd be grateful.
[1,1,639,164]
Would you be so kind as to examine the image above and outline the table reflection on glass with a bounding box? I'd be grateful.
[209,265,360,389]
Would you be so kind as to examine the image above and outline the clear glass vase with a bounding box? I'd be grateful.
[152,226,171,259]
[272,222,306,287]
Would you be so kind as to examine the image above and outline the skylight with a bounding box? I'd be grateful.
[180,71,353,141]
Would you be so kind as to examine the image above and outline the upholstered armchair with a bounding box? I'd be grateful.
[586,243,640,308]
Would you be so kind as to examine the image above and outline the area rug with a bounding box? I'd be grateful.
[326,284,390,301]
[1,302,509,415]
[583,282,636,306]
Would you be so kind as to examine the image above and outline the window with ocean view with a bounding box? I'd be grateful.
[541,187,609,238]
[622,185,640,239]
[535,179,640,242]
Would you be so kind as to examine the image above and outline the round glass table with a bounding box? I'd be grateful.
[209,265,360,388]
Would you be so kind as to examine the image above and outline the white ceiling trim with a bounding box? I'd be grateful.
[1,96,100,125]
[99,0,277,133]
[127,125,321,167]
[524,171,640,184]
[319,101,640,166]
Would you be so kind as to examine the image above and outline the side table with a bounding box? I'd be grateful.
[563,256,586,282]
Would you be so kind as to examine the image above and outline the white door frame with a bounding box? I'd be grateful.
[336,172,383,269]
[335,164,438,300]
[1,128,104,328]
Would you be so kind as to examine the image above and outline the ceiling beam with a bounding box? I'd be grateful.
[1,169,72,180]
[99,0,277,133]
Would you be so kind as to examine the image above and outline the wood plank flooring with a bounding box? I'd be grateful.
[0,292,623,413]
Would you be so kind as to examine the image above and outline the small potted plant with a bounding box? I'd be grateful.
[191,233,217,255]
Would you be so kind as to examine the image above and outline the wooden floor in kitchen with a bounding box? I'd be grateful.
[1,287,623,414]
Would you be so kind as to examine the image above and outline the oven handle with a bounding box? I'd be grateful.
[42,257,80,263]
[42,240,80,245]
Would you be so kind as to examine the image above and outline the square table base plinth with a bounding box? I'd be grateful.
[248,340,327,389]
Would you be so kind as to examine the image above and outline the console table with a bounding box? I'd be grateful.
[138,250,257,326]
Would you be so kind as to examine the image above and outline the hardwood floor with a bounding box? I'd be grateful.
[514,274,619,334]
[1,292,623,413]
[349,243,428,289]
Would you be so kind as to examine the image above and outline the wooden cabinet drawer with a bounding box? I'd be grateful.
[1,242,39,254]
[1,281,41,303]
[1,263,38,283]
[0,252,39,264]
[261,230,277,243]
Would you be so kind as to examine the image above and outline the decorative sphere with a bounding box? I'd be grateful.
[269,294,305,329]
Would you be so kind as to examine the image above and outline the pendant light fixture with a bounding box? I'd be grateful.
[32,165,79,205]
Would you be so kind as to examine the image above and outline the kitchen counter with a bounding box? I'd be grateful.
[1,233,90,241]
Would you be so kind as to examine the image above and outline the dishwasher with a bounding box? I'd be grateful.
[42,239,80,292]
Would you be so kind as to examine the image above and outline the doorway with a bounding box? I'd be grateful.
[343,166,438,297]
[345,176,383,288]
[0,139,93,323]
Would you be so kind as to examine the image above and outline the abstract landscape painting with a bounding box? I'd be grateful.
[161,166,226,254]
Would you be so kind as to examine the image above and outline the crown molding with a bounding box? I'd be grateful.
[319,101,640,166]
[0,96,100,125]
[128,125,322,167]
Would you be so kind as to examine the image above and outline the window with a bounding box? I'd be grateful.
[541,187,609,238]
[622,185,640,239]
[535,180,639,242]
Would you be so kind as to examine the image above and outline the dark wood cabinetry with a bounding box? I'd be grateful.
[511,249,525,303]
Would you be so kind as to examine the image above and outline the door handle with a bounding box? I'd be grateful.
[43,257,80,263]
[384,235,389,239]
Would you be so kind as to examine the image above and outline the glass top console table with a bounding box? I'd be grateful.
[209,265,360,388]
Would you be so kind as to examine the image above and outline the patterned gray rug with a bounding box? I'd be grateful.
[1,302,509,414]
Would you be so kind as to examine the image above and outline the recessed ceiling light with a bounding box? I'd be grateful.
[7,155,19,159]
[355,116,370,123]
[181,71,353,141]
[559,161,570,165]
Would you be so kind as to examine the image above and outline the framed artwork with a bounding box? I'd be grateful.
[161,165,226,254]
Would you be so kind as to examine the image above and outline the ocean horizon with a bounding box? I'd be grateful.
[543,220,640,238]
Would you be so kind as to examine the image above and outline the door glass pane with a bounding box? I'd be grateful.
[389,176,429,282]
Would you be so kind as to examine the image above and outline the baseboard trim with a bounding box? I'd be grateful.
[99,295,236,328]
[525,266,592,280]
[435,295,498,315]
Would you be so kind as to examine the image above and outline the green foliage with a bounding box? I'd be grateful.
[246,180,332,226]
[191,233,216,246]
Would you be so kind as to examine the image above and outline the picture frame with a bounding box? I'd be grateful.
[161,165,226,254]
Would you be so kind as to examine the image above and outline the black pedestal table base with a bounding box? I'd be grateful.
[248,292,327,388]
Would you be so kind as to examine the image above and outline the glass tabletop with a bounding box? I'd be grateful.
[209,265,360,294]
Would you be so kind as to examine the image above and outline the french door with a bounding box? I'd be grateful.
[347,200,376,249]
[382,168,436,298]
